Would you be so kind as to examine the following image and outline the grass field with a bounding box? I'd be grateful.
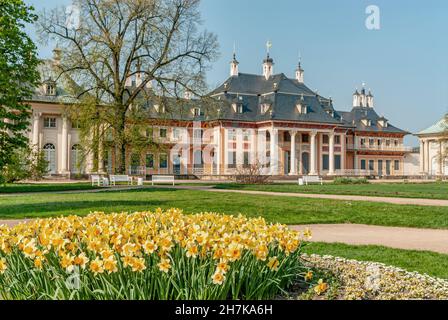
[303,242,448,279]
[1,188,448,229]
[214,182,448,200]
[0,183,98,194]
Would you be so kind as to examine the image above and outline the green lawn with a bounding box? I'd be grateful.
[303,242,448,279]
[1,188,448,229]
[214,182,448,200]
[0,183,98,194]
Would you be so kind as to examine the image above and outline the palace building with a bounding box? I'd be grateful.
[26,49,411,178]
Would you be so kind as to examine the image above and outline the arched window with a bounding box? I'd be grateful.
[43,143,56,174]
[301,152,310,175]
[70,144,84,174]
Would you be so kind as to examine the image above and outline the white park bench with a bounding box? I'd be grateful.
[301,176,323,185]
[91,175,103,186]
[110,175,133,186]
[151,175,175,186]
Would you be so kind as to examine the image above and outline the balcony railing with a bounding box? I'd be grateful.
[346,144,413,152]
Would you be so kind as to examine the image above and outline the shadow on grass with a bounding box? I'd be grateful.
[0,199,172,218]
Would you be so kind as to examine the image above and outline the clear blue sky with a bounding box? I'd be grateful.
[25,0,448,146]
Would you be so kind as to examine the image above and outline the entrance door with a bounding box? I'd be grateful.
[43,143,56,174]
[173,154,181,175]
[302,153,310,175]
[378,160,383,176]
[284,151,290,175]
[386,160,391,176]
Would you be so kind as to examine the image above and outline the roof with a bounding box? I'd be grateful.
[337,107,408,134]
[417,114,448,136]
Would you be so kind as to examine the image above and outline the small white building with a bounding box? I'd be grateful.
[416,114,448,176]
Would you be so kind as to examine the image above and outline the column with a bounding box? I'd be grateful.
[420,140,425,174]
[236,129,243,168]
[216,127,222,175]
[329,132,335,175]
[289,131,297,175]
[341,133,346,174]
[270,128,279,175]
[310,131,317,175]
[438,140,443,175]
[32,113,40,149]
[60,116,68,174]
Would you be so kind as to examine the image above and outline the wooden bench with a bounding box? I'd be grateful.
[110,175,133,186]
[302,176,323,185]
[151,175,175,186]
[91,175,102,186]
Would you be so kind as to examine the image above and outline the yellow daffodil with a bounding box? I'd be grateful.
[74,253,89,269]
[90,257,104,275]
[305,271,313,281]
[212,271,225,285]
[267,256,280,271]
[0,258,7,274]
[158,258,171,273]
[314,279,328,296]
[103,256,118,274]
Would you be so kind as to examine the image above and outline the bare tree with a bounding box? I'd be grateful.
[38,0,219,173]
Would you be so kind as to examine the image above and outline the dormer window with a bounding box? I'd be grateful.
[326,110,334,118]
[260,104,270,114]
[44,81,56,96]
[296,104,308,114]
[192,107,201,117]
[232,103,243,113]
[378,119,389,127]
[154,104,166,113]
[361,119,371,126]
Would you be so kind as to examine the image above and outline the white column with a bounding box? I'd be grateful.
[341,133,346,174]
[310,131,317,175]
[270,128,279,175]
[329,132,335,175]
[60,116,68,174]
[425,140,430,174]
[438,140,443,175]
[420,140,425,174]
[223,128,228,174]
[32,113,40,149]
[289,131,297,175]
[216,127,222,175]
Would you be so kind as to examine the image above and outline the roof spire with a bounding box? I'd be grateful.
[230,44,239,77]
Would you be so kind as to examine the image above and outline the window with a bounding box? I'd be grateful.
[194,129,203,140]
[322,154,329,170]
[146,128,153,139]
[377,139,382,146]
[173,128,181,140]
[369,138,375,147]
[360,138,366,146]
[369,160,375,171]
[237,105,243,114]
[159,154,168,169]
[72,120,81,129]
[130,154,140,167]
[243,130,250,142]
[193,108,201,116]
[44,117,56,129]
[228,130,236,141]
[146,154,154,169]
[394,140,399,147]
[394,160,400,171]
[301,134,309,144]
[243,152,250,167]
[335,155,341,170]
[260,104,270,114]
[335,135,341,145]
[159,128,167,138]
[296,104,307,114]
[322,135,329,145]
[284,132,291,143]
[386,140,391,147]
[45,82,56,96]
[227,151,236,168]
[361,159,366,170]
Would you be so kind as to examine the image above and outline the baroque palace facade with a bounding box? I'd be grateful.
[27,49,412,178]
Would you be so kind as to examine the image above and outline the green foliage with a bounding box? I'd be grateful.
[0,147,48,184]
[0,0,40,173]
[332,177,370,185]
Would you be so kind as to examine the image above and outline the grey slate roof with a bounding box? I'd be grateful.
[210,73,348,125]
[337,107,408,134]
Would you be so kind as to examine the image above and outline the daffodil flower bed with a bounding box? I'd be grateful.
[0,209,309,300]
[302,254,448,300]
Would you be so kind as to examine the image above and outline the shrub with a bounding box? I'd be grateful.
[233,160,270,184]
[333,177,369,185]
[0,147,48,184]
[0,209,309,300]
